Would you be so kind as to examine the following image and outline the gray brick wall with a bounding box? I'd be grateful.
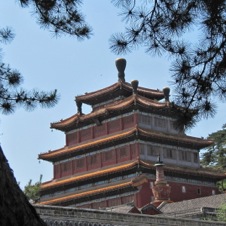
[35,205,226,226]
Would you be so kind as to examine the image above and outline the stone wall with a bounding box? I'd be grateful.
[35,205,226,226]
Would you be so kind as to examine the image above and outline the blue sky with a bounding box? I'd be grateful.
[0,1,225,189]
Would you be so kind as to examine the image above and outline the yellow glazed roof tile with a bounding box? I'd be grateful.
[39,180,133,205]
[41,160,139,190]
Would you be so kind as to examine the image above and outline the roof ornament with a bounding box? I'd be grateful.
[115,58,126,82]
[151,157,171,206]
[163,87,170,104]
[156,154,163,165]
[131,80,139,94]
[76,101,82,114]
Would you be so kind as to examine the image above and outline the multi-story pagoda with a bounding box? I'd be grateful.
[38,58,225,209]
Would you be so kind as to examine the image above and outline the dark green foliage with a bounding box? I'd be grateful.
[110,0,226,128]
[24,176,42,202]
[201,124,226,169]
[0,0,94,114]
[0,28,58,114]
[19,0,92,38]
[0,146,46,226]
[217,203,226,222]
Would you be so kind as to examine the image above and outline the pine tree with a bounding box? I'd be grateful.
[24,175,42,203]
[110,0,226,128]
[201,124,226,169]
[0,0,93,114]
[0,1,91,225]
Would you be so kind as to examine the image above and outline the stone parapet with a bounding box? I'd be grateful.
[35,205,226,226]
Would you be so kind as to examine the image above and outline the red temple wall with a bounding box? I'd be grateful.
[168,181,219,202]
[134,181,153,208]
[65,114,138,147]
[53,143,138,179]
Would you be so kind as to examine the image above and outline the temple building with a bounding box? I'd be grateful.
[38,58,225,210]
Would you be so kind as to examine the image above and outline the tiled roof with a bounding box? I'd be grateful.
[41,160,140,190]
[51,94,169,131]
[38,128,136,161]
[159,193,226,216]
[41,157,225,194]
[105,204,140,214]
[138,128,213,149]
[39,180,134,205]
[76,81,164,105]
[39,127,213,161]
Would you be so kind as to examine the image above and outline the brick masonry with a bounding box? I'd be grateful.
[35,205,226,226]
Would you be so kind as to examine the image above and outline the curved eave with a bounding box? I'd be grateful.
[140,160,225,180]
[50,113,79,131]
[40,160,141,191]
[51,94,174,132]
[38,128,137,161]
[38,180,134,206]
[76,81,164,106]
[40,159,225,195]
[164,164,226,180]
[138,128,213,149]
[39,127,213,162]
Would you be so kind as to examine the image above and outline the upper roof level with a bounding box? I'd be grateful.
[75,58,165,110]
[51,58,177,131]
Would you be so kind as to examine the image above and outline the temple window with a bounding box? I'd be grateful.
[89,154,97,165]
[63,162,69,172]
[154,117,166,128]
[103,151,112,161]
[147,145,159,156]
[169,120,176,130]
[119,147,127,157]
[76,158,84,168]
[150,182,154,188]
[139,143,145,155]
[193,152,199,163]
[182,186,186,193]
[163,148,175,159]
[179,151,191,162]
[139,114,152,125]
[130,144,136,158]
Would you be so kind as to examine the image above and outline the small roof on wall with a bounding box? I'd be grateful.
[159,193,226,217]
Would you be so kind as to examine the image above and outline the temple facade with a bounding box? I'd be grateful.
[38,58,225,210]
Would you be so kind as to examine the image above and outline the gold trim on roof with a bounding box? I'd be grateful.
[39,180,133,205]
[41,160,140,190]
[51,94,167,130]
[138,128,213,148]
[40,126,213,161]
[76,81,164,103]
[39,128,136,160]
